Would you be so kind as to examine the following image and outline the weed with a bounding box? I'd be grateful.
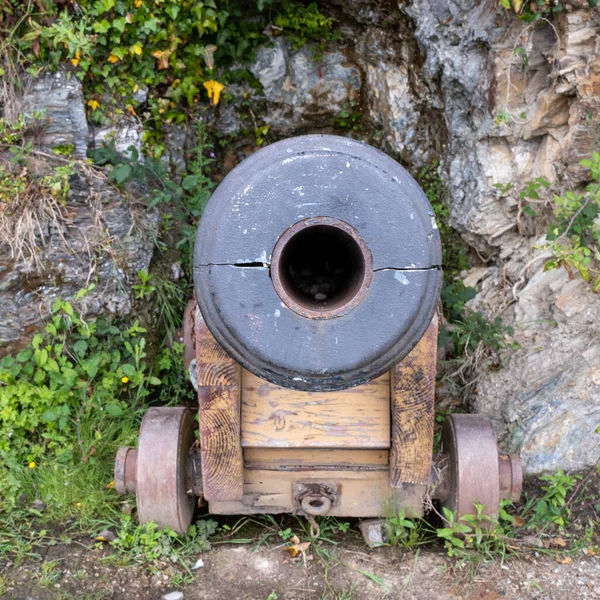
[436,502,517,564]
[526,470,580,530]
[91,120,215,269]
[38,559,61,587]
[109,516,217,578]
[384,508,427,548]
[333,102,361,131]
[500,0,599,21]
[0,114,77,266]
[542,155,600,290]
[271,1,337,55]
[132,269,155,300]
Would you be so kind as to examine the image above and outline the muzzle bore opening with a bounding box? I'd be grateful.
[272,219,372,317]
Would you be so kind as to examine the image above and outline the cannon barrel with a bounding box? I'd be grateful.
[193,135,442,391]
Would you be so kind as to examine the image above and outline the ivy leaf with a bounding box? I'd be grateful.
[93,20,111,34]
[165,4,180,19]
[111,164,133,185]
[113,18,127,33]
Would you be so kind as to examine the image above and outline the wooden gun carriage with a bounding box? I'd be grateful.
[114,136,522,537]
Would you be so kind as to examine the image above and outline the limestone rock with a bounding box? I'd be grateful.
[23,72,89,158]
[0,73,157,355]
[405,1,600,473]
[250,37,361,133]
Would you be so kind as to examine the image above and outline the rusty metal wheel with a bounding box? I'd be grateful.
[441,414,501,519]
[136,407,196,534]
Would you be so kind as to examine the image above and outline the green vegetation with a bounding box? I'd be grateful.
[521,470,581,530]
[333,101,361,132]
[544,154,600,291]
[1,0,335,125]
[0,293,154,511]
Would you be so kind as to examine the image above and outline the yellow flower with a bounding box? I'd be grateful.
[121,376,129,383]
[28,461,36,469]
[106,480,116,489]
[203,80,224,106]
[88,99,100,111]
[127,105,136,116]
[134,0,142,7]
[132,44,143,56]
[108,54,119,63]
[71,51,81,67]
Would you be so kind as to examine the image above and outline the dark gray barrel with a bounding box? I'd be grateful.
[194,135,442,391]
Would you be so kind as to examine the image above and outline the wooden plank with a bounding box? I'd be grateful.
[195,309,243,501]
[208,469,425,518]
[241,371,390,448]
[390,314,438,487]
[244,448,389,471]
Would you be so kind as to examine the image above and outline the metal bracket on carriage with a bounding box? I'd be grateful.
[292,482,340,516]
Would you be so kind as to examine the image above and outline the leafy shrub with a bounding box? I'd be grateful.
[530,470,579,530]
[0,292,160,509]
[544,155,600,290]
[4,0,336,124]
[111,516,218,564]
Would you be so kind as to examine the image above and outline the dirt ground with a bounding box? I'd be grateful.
[2,535,600,600]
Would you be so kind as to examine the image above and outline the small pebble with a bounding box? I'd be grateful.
[163,592,184,600]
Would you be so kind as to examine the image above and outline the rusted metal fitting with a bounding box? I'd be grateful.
[301,495,332,516]
[114,446,138,494]
[293,482,339,516]
[271,216,373,319]
[498,454,523,502]
[431,450,524,506]
[114,446,203,497]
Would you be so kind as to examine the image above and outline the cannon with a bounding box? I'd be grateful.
[115,135,522,537]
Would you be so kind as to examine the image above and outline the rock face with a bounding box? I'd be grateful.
[24,72,90,158]
[0,75,157,355]
[404,0,600,473]
[250,37,362,133]
[248,24,442,166]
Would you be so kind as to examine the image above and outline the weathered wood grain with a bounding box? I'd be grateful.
[208,468,425,517]
[241,371,391,448]
[244,448,389,471]
[390,314,438,487]
[195,309,243,501]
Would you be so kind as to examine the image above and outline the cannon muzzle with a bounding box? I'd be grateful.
[194,135,441,391]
